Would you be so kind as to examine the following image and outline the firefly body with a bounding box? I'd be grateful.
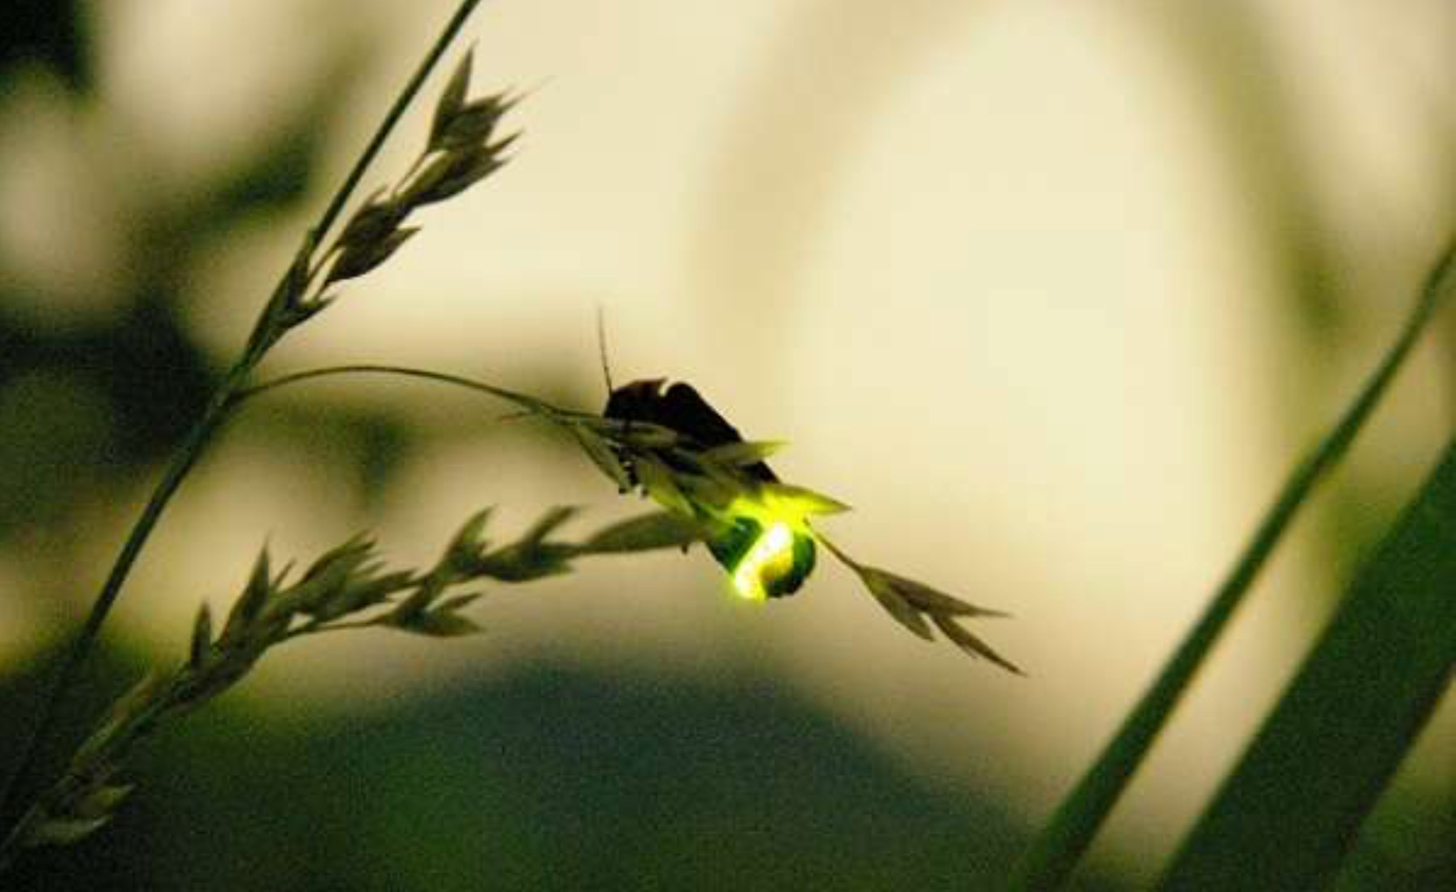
[604,379,816,599]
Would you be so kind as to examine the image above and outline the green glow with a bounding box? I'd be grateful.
[731,521,797,601]
[719,493,810,531]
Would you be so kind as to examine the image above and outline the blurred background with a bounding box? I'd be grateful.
[0,0,1452,888]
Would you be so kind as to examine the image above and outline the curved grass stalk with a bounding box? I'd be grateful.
[235,363,569,417]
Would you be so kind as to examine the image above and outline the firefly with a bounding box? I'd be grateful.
[603,378,817,600]
[587,319,1016,672]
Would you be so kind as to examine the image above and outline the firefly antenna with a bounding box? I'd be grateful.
[596,305,615,395]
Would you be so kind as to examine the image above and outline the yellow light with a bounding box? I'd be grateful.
[731,521,797,601]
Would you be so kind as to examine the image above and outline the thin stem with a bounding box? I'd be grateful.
[0,0,485,858]
[1006,237,1455,891]
[238,366,690,460]
[810,527,860,570]
[0,371,242,833]
[234,363,571,415]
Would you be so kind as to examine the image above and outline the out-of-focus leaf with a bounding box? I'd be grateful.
[570,425,632,492]
[432,592,482,615]
[22,816,109,849]
[0,0,90,90]
[634,455,695,518]
[1160,438,1456,891]
[676,473,737,514]
[1007,241,1455,892]
[586,416,680,448]
[476,543,576,583]
[521,506,578,544]
[188,603,212,669]
[70,784,133,821]
[585,511,704,554]
[470,508,581,583]
[700,440,786,467]
[762,483,851,516]
[389,573,450,625]
[444,507,493,571]
[398,607,482,638]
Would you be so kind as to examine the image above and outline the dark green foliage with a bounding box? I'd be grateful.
[6,665,1031,892]
[1160,440,1456,891]
[0,0,89,89]
[1008,242,1455,890]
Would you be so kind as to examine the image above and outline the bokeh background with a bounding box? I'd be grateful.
[0,0,1452,888]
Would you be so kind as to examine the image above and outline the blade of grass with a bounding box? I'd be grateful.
[0,0,485,839]
[1005,238,1455,891]
[1159,436,1456,891]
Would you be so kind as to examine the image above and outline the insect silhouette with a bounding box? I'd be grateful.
[588,316,1018,673]
[597,318,815,599]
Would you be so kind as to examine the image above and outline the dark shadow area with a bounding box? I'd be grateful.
[0,0,90,91]
[7,659,1044,892]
